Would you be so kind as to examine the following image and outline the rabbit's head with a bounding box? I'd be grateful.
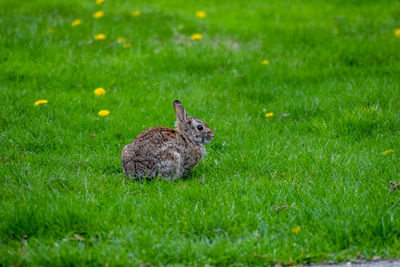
[174,100,214,145]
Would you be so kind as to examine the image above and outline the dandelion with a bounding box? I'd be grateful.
[98,110,110,117]
[395,29,400,37]
[123,43,132,48]
[94,88,106,96]
[262,60,270,65]
[93,11,104,19]
[34,99,48,106]
[71,19,81,27]
[132,11,141,17]
[196,11,207,18]
[94,33,106,40]
[46,28,54,34]
[191,33,203,40]
[96,0,104,4]
[383,149,394,155]
[117,37,126,43]
[265,112,274,117]
[291,226,300,234]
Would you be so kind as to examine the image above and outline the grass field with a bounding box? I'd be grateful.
[1,0,400,265]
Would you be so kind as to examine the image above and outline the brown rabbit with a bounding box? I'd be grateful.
[122,100,214,180]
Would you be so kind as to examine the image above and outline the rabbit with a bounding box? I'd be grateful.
[122,100,214,180]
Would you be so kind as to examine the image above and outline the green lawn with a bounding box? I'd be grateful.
[1,0,400,265]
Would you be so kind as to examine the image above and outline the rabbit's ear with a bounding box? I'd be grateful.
[174,100,186,122]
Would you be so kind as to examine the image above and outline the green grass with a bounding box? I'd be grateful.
[1,0,400,265]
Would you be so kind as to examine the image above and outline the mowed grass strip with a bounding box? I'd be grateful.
[1,0,400,265]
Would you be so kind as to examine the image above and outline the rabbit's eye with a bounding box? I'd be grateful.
[197,125,203,131]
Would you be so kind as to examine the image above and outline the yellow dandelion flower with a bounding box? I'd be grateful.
[117,37,126,43]
[132,11,141,17]
[291,226,300,234]
[34,99,48,106]
[383,149,394,155]
[96,0,104,4]
[98,110,110,117]
[196,11,207,18]
[93,11,104,19]
[123,43,132,48]
[265,112,274,117]
[94,33,106,40]
[395,29,400,37]
[94,88,106,96]
[262,60,270,65]
[191,33,203,40]
[71,19,81,27]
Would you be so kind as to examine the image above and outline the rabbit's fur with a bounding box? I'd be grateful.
[122,100,214,180]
